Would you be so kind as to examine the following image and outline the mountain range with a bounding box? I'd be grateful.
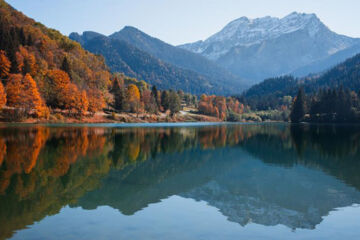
[180,12,360,84]
[70,12,360,94]
[70,29,245,95]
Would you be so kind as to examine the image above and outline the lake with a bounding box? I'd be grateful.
[1,123,360,240]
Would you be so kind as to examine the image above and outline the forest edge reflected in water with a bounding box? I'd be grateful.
[0,123,360,239]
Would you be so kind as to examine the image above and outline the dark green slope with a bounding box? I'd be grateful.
[242,54,360,109]
[70,32,242,95]
[110,26,244,88]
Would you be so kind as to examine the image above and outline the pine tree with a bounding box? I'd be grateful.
[60,56,71,78]
[111,77,125,111]
[161,90,170,111]
[290,88,306,123]
[151,86,159,107]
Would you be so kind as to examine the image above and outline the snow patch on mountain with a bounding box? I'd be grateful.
[181,12,340,60]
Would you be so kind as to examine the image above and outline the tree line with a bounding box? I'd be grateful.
[111,74,197,116]
[290,87,360,123]
[1,2,238,122]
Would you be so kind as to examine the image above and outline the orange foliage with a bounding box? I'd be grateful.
[45,69,71,108]
[62,83,87,116]
[16,46,37,76]
[199,94,244,119]
[87,89,105,113]
[6,74,48,118]
[0,81,6,109]
[0,50,11,79]
[80,90,89,115]
[5,74,23,107]
[0,127,49,194]
[22,74,48,118]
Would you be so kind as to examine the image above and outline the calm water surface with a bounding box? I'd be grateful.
[1,123,360,239]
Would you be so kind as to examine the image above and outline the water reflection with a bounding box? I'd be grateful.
[1,124,360,239]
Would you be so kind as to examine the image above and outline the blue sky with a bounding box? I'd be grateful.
[7,0,360,45]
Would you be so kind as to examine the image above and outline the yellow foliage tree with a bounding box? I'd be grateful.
[126,84,141,112]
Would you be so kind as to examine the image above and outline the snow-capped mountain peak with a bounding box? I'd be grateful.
[178,12,360,84]
[184,12,324,60]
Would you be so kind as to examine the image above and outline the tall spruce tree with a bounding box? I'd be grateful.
[151,86,159,107]
[290,88,306,123]
[111,77,125,111]
[60,57,71,78]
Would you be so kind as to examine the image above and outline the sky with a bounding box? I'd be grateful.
[7,0,360,45]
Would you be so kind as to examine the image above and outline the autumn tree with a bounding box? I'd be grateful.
[58,83,88,116]
[0,81,6,109]
[6,74,22,107]
[44,69,71,108]
[126,84,141,113]
[0,50,11,79]
[21,74,48,118]
[142,89,158,113]
[16,46,37,76]
[6,74,48,118]
[79,90,89,116]
[87,89,105,113]
[215,96,227,120]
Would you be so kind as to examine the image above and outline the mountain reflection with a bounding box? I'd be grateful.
[1,124,360,239]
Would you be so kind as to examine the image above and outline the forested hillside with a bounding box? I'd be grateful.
[0,0,111,118]
[0,0,210,122]
[70,31,239,95]
[109,26,244,89]
[241,53,360,110]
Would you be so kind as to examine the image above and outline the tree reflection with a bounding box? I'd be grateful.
[0,124,360,239]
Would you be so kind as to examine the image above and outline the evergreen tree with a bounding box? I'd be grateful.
[151,86,159,107]
[111,78,125,111]
[290,88,306,123]
[60,57,71,78]
[168,91,181,116]
[161,90,170,111]
[26,34,33,46]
